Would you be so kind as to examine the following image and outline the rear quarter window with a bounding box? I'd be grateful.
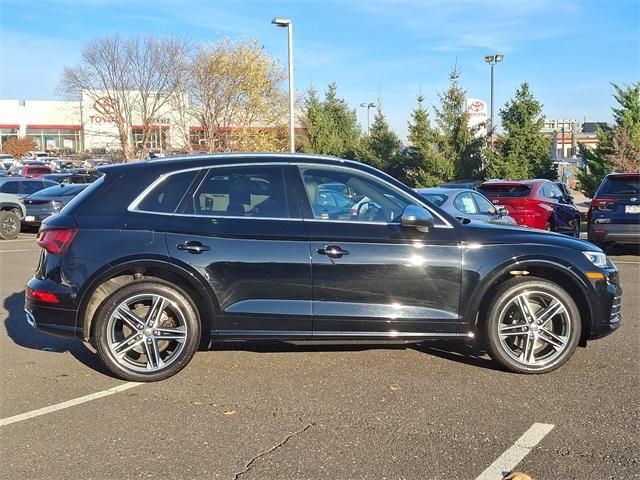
[136,170,199,214]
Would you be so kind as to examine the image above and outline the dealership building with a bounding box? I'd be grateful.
[0,91,204,154]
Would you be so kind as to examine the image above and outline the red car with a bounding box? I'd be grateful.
[9,165,53,178]
[477,179,581,237]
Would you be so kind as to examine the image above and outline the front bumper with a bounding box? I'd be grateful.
[585,267,622,340]
[588,223,640,245]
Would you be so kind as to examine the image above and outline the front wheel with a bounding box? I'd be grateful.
[94,281,201,382]
[483,277,581,374]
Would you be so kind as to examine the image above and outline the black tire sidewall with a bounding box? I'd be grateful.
[483,277,581,374]
[94,280,201,382]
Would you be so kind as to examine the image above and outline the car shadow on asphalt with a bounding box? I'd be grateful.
[3,291,113,377]
[212,339,502,371]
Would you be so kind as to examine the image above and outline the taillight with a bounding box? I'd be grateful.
[26,287,59,304]
[36,228,78,254]
[590,198,615,211]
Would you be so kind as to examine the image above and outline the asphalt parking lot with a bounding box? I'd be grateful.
[0,233,638,480]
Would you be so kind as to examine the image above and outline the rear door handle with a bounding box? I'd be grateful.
[317,245,349,258]
[177,241,210,254]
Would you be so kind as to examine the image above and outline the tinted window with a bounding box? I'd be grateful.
[299,166,415,223]
[27,167,51,175]
[472,193,496,215]
[598,175,640,195]
[138,170,198,214]
[454,192,478,214]
[192,165,287,218]
[478,184,531,197]
[20,181,47,194]
[419,193,448,207]
[0,181,19,193]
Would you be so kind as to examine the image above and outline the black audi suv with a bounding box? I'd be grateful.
[25,154,622,381]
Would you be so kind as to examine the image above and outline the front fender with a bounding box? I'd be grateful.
[460,247,594,330]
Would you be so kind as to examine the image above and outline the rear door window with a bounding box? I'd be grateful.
[19,181,46,195]
[191,165,288,219]
[472,192,496,215]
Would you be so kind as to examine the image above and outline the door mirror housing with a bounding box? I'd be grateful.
[401,205,435,232]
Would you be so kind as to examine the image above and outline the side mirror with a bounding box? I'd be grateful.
[401,205,435,232]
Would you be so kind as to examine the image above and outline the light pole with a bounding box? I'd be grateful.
[484,54,504,146]
[360,102,375,134]
[272,17,295,153]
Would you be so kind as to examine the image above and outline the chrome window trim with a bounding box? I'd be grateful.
[128,161,453,228]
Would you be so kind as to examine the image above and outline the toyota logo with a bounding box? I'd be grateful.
[93,97,116,115]
[469,101,484,113]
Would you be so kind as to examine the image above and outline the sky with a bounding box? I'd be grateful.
[0,0,638,140]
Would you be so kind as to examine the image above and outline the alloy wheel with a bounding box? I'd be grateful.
[106,293,188,373]
[497,290,571,367]
[2,215,18,237]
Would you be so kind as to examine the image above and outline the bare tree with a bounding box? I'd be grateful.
[188,39,288,152]
[61,34,189,160]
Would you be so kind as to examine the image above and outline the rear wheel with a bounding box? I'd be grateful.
[94,281,201,382]
[482,277,581,374]
[0,211,20,240]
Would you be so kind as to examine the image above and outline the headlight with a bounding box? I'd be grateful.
[583,251,608,268]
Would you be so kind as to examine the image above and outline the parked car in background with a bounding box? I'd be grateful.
[554,181,575,204]
[25,151,50,160]
[438,180,483,190]
[311,188,354,220]
[0,177,57,198]
[42,173,102,184]
[588,172,640,247]
[48,159,77,172]
[477,179,581,237]
[1,161,13,172]
[9,165,53,178]
[25,153,621,381]
[0,191,26,239]
[416,187,517,226]
[22,184,88,227]
[0,154,15,168]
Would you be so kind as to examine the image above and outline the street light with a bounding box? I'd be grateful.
[484,53,504,146]
[359,102,376,134]
[272,17,295,153]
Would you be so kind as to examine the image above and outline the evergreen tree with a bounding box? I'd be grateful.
[298,83,360,157]
[355,105,401,171]
[487,82,551,180]
[397,94,443,186]
[577,82,640,196]
[432,67,483,181]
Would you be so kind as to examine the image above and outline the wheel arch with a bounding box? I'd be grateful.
[465,259,594,347]
[76,258,218,342]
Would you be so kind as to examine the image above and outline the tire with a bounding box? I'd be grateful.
[94,280,201,382]
[0,210,20,240]
[482,277,581,374]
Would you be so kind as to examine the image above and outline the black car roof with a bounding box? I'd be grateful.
[99,153,363,174]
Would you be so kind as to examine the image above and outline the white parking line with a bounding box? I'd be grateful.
[0,382,141,427]
[1,238,37,243]
[475,423,555,480]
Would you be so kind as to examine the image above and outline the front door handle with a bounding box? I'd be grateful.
[177,241,210,254]
[317,245,349,258]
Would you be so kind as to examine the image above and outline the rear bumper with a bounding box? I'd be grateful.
[25,277,81,339]
[588,223,640,245]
